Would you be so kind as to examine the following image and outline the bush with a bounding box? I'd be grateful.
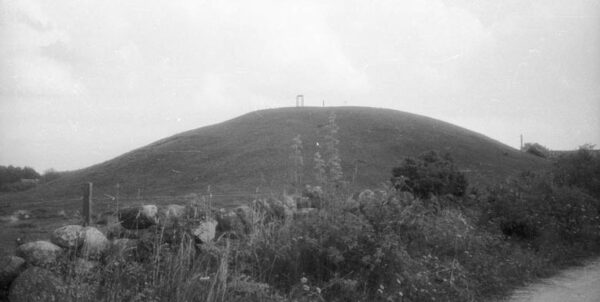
[484,172,600,246]
[553,145,600,199]
[522,143,550,158]
[391,151,468,198]
[41,169,63,184]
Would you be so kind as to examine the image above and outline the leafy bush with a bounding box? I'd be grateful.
[522,142,550,158]
[0,165,40,192]
[391,151,468,198]
[484,172,600,246]
[553,144,600,199]
[0,181,37,192]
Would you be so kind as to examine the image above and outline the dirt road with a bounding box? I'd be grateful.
[505,260,600,302]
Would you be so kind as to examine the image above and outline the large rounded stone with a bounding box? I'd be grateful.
[16,241,62,267]
[234,205,254,228]
[0,256,25,288]
[119,205,159,229]
[216,209,244,233]
[191,218,217,243]
[161,204,186,226]
[107,238,138,262]
[80,227,109,259]
[71,258,98,276]
[51,225,84,249]
[293,208,319,219]
[302,185,324,208]
[8,267,67,302]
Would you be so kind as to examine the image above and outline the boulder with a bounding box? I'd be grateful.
[161,204,186,226]
[282,194,297,210]
[80,227,109,259]
[107,238,138,262]
[71,258,98,276]
[0,256,25,289]
[95,211,118,226]
[294,208,319,219]
[303,185,324,208]
[51,225,84,249]
[234,205,254,228]
[358,189,375,205]
[343,193,361,212]
[16,241,62,267]
[266,197,294,220]
[296,197,311,209]
[267,198,287,218]
[191,218,217,243]
[13,210,32,220]
[118,205,159,229]
[216,209,244,233]
[8,267,67,302]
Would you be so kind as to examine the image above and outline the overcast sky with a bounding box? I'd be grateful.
[1,0,599,172]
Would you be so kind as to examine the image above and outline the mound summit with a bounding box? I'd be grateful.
[9,107,546,206]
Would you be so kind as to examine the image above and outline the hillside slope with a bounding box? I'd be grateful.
[4,107,547,205]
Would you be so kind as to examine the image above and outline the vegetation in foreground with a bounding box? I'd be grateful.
[2,114,598,302]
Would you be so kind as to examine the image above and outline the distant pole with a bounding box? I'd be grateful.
[296,95,304,107]
[82,182,93,226]
[520,134,523,150]
[322,100,325,107]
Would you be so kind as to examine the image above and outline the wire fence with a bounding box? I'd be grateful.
[0,188,283,216]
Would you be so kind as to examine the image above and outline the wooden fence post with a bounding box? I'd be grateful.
[82,182,93,226]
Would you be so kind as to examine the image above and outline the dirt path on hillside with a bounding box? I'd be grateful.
[504,259,600,302]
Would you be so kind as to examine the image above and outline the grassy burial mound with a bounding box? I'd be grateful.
[2,107,546,208]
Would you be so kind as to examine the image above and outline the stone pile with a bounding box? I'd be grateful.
[0,192,327,300]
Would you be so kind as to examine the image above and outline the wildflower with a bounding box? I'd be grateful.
[301,277,308,284]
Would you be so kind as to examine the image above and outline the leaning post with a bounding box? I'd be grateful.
[82,182,93,226]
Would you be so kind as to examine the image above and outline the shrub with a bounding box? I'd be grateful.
[484,172,600,246]
[522,142,550,158]
[553,144,600,199]
[391,151,468,198]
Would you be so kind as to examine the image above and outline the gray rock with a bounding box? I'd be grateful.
[0,255,25,288]
[161,204,186,226]
[107,238,138,262]
[16,241,62,266]
[234,205,254,229]
[302,185,324,208]
[13,210,32,220]
[8,266,67,302]
[191,218,217,243]
[71,258,98,276]
[296,197,312,209]
[216,209,244,233]
[358,189,375,205]
[294,208,319,219]
[282,194,297,210]
[118,205,159,229]
[267,197,288,219]
[80,227,109,259]
[51,225,84,249]
[95,211,118,225]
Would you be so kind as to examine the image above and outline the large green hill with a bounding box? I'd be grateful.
[3,107,547,207]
